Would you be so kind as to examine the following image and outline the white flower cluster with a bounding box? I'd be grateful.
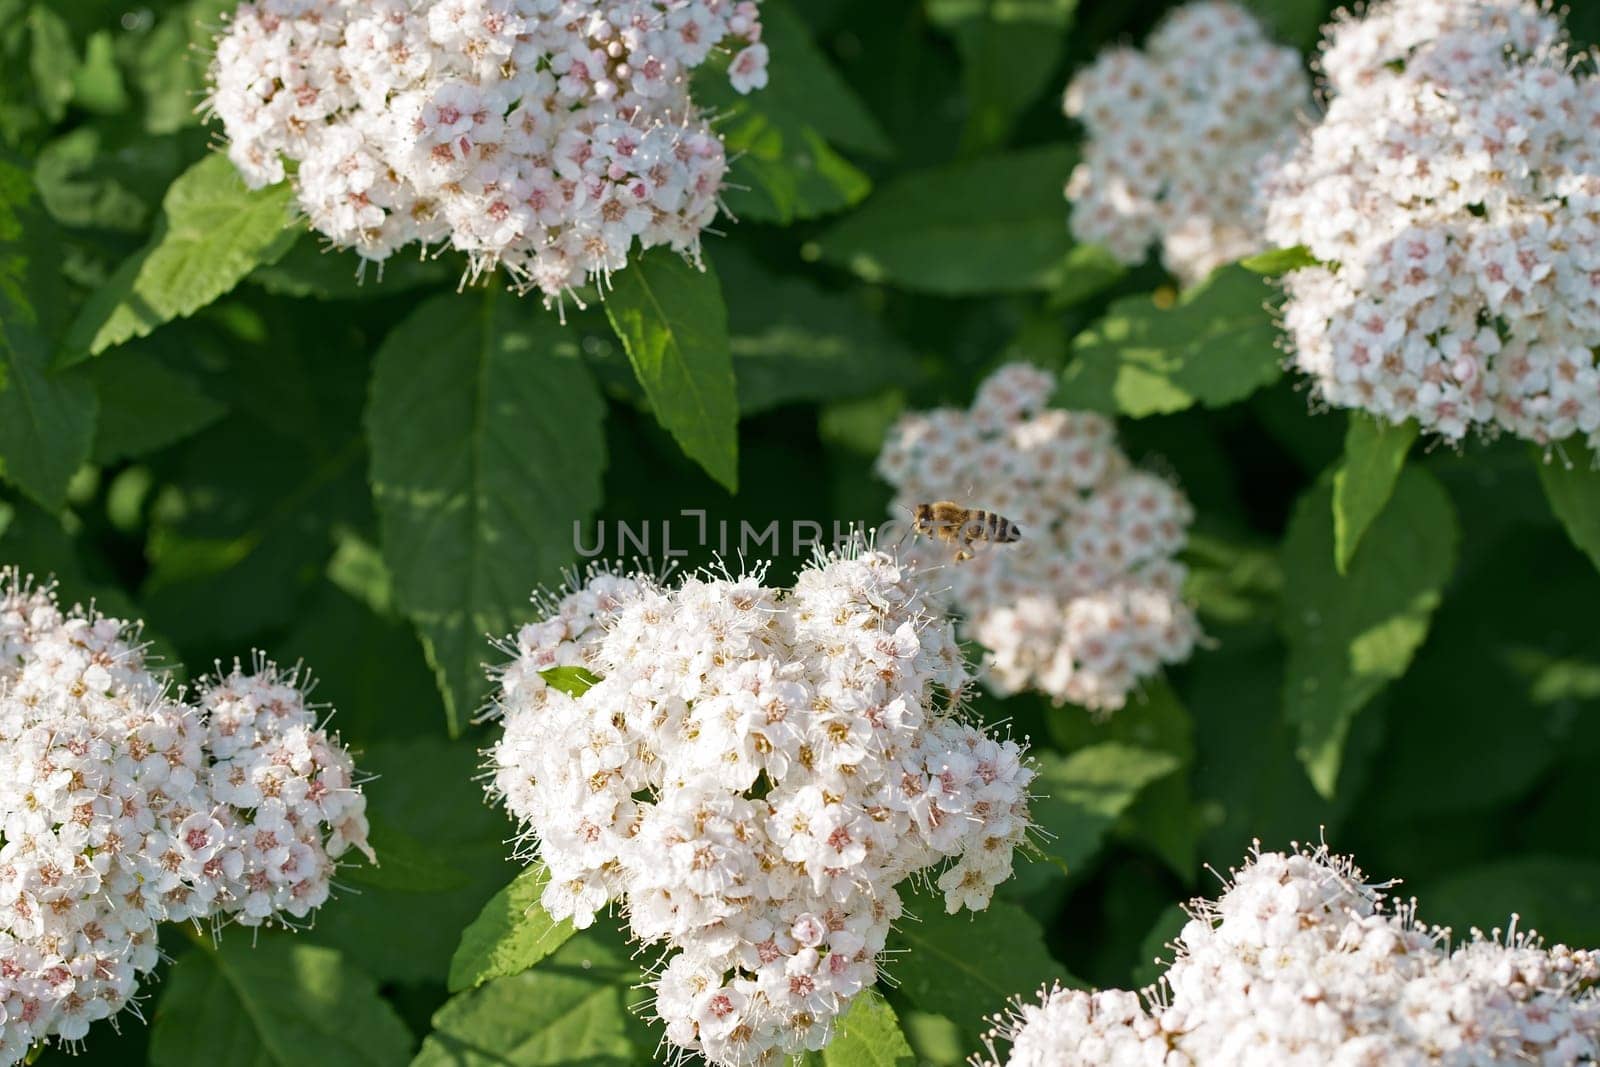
[1262,0,1600,446]
[1063,0,1309,286]
[876,364,1200,714]
[976,843,1600,1066]
[207,0,766,300]
[0,572,372,1065]
[489,550,1033,1067]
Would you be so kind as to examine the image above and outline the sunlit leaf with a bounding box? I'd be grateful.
[1281,468,1458,797]
[1239,245,1318,275]
[888,892,1073,1044]
[449,864,577,993]
[414,927,647,1067]
[66,153,298,358]
[605,250,738,493]
[1332,414,1418,574]
[796,993,916,1067]
[1032,743,1181,872]
[1059,265,1282,417]
[1535,439,1600,574]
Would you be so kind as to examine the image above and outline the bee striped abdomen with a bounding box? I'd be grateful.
[983,511,1022,544]
[910,500,1023,560]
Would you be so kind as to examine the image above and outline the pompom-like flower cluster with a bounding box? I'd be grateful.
[877,364,1200,714]
[488,549,1033,1066]
[1063,0,1309,286]
[207,0,767,300]
[1262,0,1600,445]
[0,572,372,1065]
[976,843,1600,1066]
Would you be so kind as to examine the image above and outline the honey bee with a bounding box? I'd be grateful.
[911,501,1023,561]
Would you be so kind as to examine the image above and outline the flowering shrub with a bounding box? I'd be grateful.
[487,550,1032,1065]
[1063,0,1308,285]
[207,0,767,300]
[0,572,371,1064]
[8,0,1600,1065]
[977,843,1600,1065]
[878,363,1199,712]
[1263,0,1600,444]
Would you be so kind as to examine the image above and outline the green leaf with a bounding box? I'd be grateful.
[0,499,182,671]
[325,530,398,617]
[369,290,608,734]
[1535,439,1600,573]
[539,665,600,697]
[1130,903,1188,988]
[604,250,738,492]
[1356,520,1599,821]
[1058,265,1283,417]
[0,1,44,147]
[250,233,457,300]
[449,864,578,993]
[34,124,187,234]
[1423,856,1600,949]
[72,31,129,115]
[815,144,1078,294]
[414,927,646,1067]
[1183,533,1283,627]
[0,157,98,509]
[89,342,226,464]
[1239,245,1318,275]
[66,153,298,359]
[1280,467,1458,798]
[888,894,1072,1044]
[811,993,915,1067]
[1239,0,1326,49]
[895,1010,967,1067]
[928,0,1078,153]
[1048,682,1202,880]
[1031,742,1181,872]
[712,242,923,414]
[758,0,891,159]
[304,738,518,985]
[1047,242,1127,310]
[136,0,234,134]
[342,815,473,894]
[1187,630,1350,867]
[139,326,370,649]
[272,580,440,743]
[694,0,886,223]
[27,6,77,124]
[1332,414,1418,575]
[150,936,413,1067]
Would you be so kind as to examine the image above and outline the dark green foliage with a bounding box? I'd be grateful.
[2,1,1595,1064]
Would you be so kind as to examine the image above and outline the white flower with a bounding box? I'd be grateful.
[976,843,1600,1066]
[206,0,768,304]
[1063,1,1310,285]
[877,363,1201,714]
[0,570,372,1065]
[1262,0,1600,448]
[488,551,1033,1066]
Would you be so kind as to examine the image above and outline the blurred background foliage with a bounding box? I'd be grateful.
[5,0,1600,1064]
